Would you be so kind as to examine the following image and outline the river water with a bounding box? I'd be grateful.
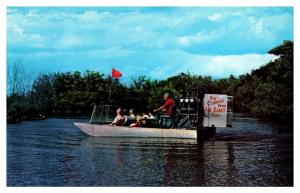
[7,113,293,186]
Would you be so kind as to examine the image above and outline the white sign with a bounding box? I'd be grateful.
[203,94,228,127]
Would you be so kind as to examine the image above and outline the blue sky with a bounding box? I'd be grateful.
[7,7,293,83]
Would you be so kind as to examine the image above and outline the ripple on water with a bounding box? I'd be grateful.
[7,116,293,186]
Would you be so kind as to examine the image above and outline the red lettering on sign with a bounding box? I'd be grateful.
[213,107,226,113]
[218,104,226,108]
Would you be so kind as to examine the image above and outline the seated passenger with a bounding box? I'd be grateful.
[129,115,142,128]
[129,112,153,128]
[148,111,156,120]
[124,108,136,125]
[141,112,149,119]
[110,108,125,126]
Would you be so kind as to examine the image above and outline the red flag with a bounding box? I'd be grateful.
[112,68,122,78]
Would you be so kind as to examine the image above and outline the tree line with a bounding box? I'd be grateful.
[7,41,293,123]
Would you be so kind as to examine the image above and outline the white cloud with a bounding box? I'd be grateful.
[27,9,40,17]
[84,47,136,58]
[78,11,112,23]
[7,7,293,53]
[10,24,24,35]
[177,36,189,46]
[208,13,223,21]
[148,49,278,79]
[7,7,292,82]
[8,24,47,48]
[54,35,83,49]
[175,53,278,78]
[11,46,136,59]
[149,66,171,79]
[177,31,219,47]
[249,18,264,34]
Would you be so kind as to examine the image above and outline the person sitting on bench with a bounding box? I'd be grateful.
[124,108,136,126]
[110,108,125,126]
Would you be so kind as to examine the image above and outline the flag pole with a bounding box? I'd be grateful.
[109,68,122,104]
[106,77,114,123]
[108,77,113,104]
[107,68,121,122]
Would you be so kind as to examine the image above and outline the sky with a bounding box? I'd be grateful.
[7,7,293,83]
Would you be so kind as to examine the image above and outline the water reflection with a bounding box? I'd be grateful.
[7,115,293,186]
[77,135,292,186]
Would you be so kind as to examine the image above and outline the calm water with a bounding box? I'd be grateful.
[7,114,293,186]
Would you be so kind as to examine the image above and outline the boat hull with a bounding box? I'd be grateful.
[74,122,197,139]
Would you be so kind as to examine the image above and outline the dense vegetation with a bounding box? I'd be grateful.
[7,41,293,123]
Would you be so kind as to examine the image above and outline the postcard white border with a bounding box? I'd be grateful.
[1,1,299,193]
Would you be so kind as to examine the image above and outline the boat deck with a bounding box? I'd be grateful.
[74,122,197,139]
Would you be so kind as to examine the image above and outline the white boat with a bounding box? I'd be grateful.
[74,122,197,139]
[74,94,233,139]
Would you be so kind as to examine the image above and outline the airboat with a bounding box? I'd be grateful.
[74,95,233,139]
